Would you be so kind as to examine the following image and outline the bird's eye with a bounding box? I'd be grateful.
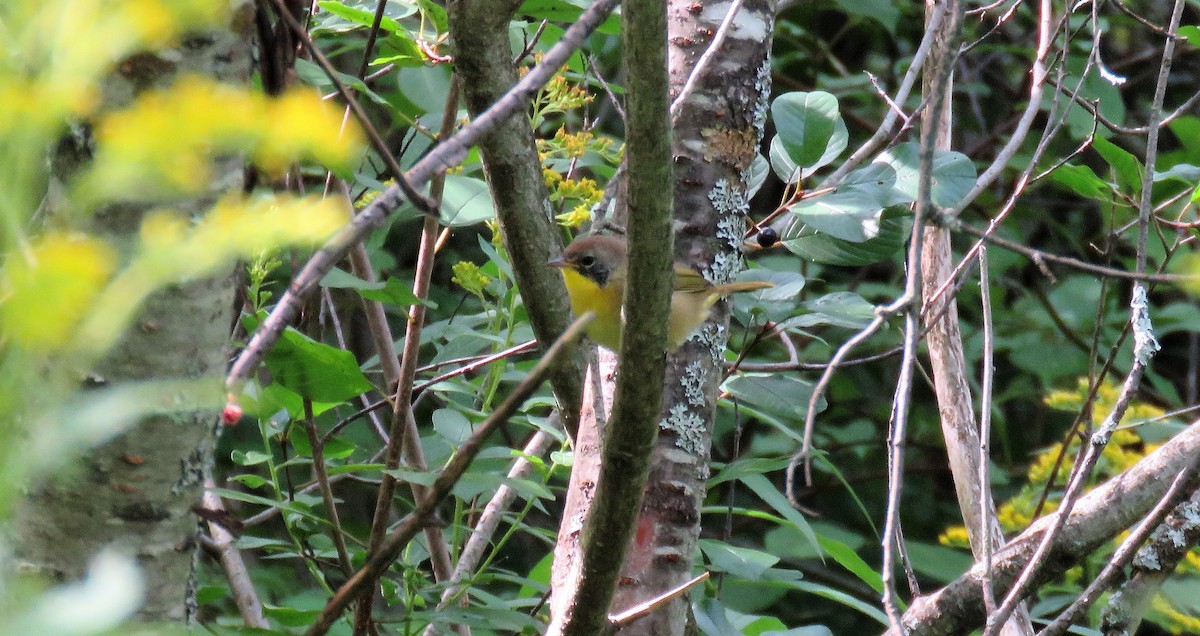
[579,255,596,268]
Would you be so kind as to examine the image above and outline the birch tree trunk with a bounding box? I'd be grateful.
[548,1,777,633]
[13,5,254,623]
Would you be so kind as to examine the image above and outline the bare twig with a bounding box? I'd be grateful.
[421,428,559,636]
[606,572,711,630]
[302,400,354,576]
[978,245,997,615]
[202,476,269,629]
[954,223,1189,283]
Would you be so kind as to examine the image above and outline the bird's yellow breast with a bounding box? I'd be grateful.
[561,267,625,351]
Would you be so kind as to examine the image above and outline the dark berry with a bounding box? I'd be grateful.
[757,227,778,248]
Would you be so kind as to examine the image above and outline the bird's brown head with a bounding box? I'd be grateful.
[550,234,626,287]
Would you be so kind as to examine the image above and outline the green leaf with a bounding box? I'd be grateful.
[783,580,890,625]
[710,457,793,486]
[518,0,621,35]
[231,450,272,466]
[230,473,271,489]
[1050,163,1115,200]
[433,408,473,445]
[723,374,824,425]
[876,143,977,208]
[833,0,898,33]
[439,175,496,226]
[262,604,322,628]
[771,92,841,170]
[262,327,374,403]
[416,0,449,33]
[290,431,356,460]
[1093,136,1144,195]
[740,473,821,557]
[746,153,770,197]
[904,541,972,583]
[732,269,806,303]
[790,187,908,242]
[210,487,327,524]
[816,534,883,593]
[782,207,912,266]
[383,468,438,487]
[293,58,390,105]
[780,291,877,330]
[317,1,405,32]
[698,539,780,581]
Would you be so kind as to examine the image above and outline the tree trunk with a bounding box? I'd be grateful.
[548,1,777,633]
[13,9,254,624]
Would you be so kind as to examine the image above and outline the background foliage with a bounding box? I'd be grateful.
[2,0,1199,634]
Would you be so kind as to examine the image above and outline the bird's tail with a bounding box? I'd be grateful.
[709,281,774,298]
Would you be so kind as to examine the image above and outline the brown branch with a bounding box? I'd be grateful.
[1038,464,1200,635]
[886,420,1200,636]
[201,477,269,629]
[354,75,461,635]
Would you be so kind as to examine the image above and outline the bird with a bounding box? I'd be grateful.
[548,234,773,351]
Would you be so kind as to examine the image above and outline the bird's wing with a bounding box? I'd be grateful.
[673,265,713,294]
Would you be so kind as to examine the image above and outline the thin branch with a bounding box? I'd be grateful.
[606,572,711,631]
[954,223,1189,283]
[1037,463,1200,636]
[201,476,269,629]
[670,0,742,118]
[303,400,354,576]
[978,245,997,616]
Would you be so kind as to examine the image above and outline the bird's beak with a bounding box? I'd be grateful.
[547,256,566,268]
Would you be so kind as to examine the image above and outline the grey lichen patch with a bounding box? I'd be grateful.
[708,179,749,218]
[752,59,772,138]
[696,322,727,367]
[1134,546,1162,571]
[717,213,743,249]
[705,250,741,286]
[1130,285,1160,365]
[1180,501,1200,526]
[681,360,708,407]
[661,403,706,455]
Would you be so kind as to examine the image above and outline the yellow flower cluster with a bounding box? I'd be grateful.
[83,76,364,201]
[1044,377,1166,423]
[452,261,491,299]
[1,234,116,349]
[0,0,225,138]
[2,196,344,354]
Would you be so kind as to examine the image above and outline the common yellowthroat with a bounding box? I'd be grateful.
[548,235,773,351]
